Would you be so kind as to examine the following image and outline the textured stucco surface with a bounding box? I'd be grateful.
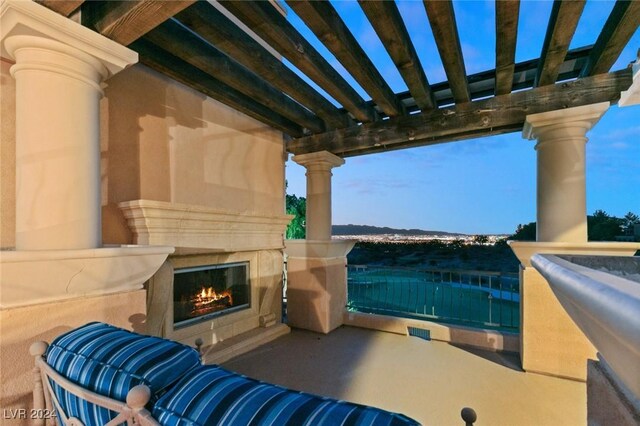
[101,64,286,245]
[520,266,596,380]
[224,326,587,426]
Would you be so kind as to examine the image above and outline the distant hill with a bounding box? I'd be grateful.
[332,224,465,236]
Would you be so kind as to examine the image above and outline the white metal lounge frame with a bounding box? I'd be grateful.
[30,341,160,426]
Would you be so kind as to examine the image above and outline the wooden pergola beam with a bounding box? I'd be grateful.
[495,0,520,95]
[423,0,470,104]
[288,69,631,157]
[175,2,349,130]
[142,19,326,134]
[359,0,436,111]
[130,38,304,138]
[219,0,376,124]
[36,0,84,17]
[287,0,405,117]
[81,0,195,46]
[581,0,640,77]
[535,0,586,87]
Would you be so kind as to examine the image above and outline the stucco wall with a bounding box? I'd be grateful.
[101,64,286,244]
[520,265,597,381]
[0,290,147,424]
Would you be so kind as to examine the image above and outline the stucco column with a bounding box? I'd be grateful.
[523,102,609,243]
[292,151,345,240]
[1,0,137,250]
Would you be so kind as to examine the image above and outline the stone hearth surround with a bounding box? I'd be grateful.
[120,199,293,361]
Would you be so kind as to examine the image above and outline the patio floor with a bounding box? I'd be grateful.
[221,326,586,426]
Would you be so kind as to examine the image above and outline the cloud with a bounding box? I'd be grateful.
[610,142,630,150]
[341,176,420,195]
[594,125,640,142]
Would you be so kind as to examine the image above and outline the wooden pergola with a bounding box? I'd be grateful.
[39,0,639,157]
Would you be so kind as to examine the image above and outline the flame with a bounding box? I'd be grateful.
[195,286,233,306]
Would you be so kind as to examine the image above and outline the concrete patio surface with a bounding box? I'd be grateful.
[222,326,586,426]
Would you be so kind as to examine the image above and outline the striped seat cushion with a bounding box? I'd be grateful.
[46,322,201,424]
[153,365,419,426]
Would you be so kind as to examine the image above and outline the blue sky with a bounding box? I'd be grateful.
[284,1,640,235]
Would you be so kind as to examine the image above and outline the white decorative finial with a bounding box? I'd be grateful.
[29,341,48,357]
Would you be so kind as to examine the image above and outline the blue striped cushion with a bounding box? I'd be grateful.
[46,322,201,425]
[153,365,420,426]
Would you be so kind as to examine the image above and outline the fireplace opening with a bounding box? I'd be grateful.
[174,262,250,328]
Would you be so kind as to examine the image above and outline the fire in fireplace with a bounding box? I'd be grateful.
[174,262,250,328]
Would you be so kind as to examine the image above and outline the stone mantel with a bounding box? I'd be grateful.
[119,200,293,252]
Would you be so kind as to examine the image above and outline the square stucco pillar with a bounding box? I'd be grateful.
[285,240,355,334]
[509,240,639,382]
[287,151,354,334]
[512,103,615,381]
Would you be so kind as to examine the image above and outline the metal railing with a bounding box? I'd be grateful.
[347,265,519,331]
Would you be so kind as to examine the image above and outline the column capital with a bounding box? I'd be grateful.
[523,102,610,141]
[292,151,345,171]
[0,0,137,76]
[619,55,639,107]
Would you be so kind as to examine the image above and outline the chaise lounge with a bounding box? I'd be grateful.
[31,322,420,425]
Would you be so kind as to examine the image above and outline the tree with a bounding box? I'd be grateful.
[510,222,536,241]
[285,193,306,239]
[622,212,640,236]
[592,209,610,219]
[472,234,489,245]
[588,210,623,241]
[509,210,637,242]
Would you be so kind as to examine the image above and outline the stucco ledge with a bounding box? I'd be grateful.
[0,245,174,309]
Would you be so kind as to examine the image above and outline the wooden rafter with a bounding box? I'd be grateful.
[219,0,376,123]
[535,0,586,87]
[359,0,436,111]
[392,46,592,112]
[423,0,470,104]
[175,2,349,130]
[581,0,640,77]
[142,20,326,134]
[288,69,632,157]
[81,0,195,46]
[130,38,304,137]
[36,0,84,17]
[495,0,520,95]
[287,0,405,117]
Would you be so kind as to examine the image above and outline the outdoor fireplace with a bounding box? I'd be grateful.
[173,262,250,328]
